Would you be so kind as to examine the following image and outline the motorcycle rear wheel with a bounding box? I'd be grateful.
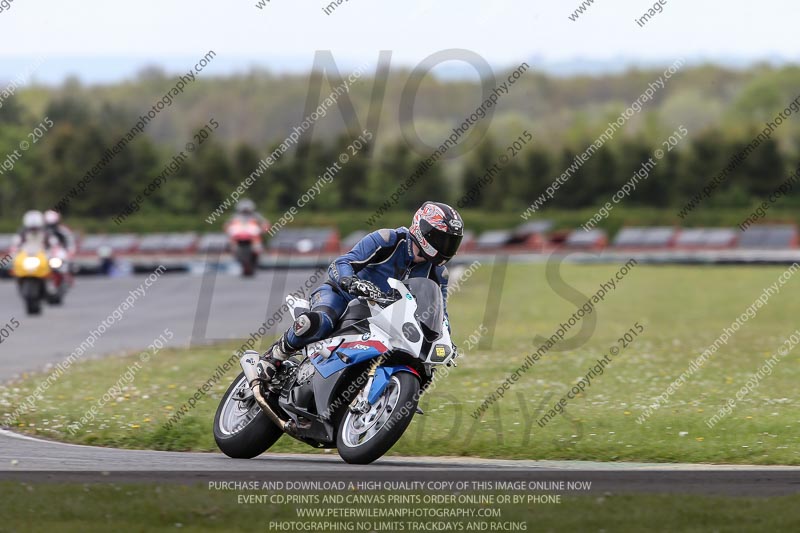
[213,372,282,458]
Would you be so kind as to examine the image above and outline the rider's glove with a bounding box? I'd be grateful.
[339,276,355,293]
[349,279,385,300]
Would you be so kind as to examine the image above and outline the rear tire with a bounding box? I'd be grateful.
[213,372,282,459]
[336,372,419,465]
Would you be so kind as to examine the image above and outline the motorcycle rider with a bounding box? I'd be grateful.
[256,201,464,388]
[44,209,76,256]
[11,210,50,252]
[225,199,270,232]
[226,199,270,276]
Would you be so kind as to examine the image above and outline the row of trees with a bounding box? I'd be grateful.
[0,93,797,225]
[461,130,792,211]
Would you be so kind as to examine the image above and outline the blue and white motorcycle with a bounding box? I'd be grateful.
[213,277,458,464]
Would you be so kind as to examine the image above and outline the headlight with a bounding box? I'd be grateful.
[23,257,41,271]
[49,257,63,269]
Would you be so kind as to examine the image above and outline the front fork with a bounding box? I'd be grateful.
[350,358,383,414]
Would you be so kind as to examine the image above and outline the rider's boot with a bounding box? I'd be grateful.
[257,335,297,393]
[257,313,319,392]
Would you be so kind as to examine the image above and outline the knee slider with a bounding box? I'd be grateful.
[292,312,323,339]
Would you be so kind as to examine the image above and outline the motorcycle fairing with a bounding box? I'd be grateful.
[310,339,389,378]
[366,278,424,357]
[286,295,311,319]
[278,348,390,445]
[277,359,351,444]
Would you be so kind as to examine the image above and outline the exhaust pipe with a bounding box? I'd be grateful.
[239,352,292,433]
[239,351,261,383]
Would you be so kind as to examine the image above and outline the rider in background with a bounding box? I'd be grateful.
[44,209,76,256]
[256,201,464,388]
[11,210,50,252]
[225,199,270,233]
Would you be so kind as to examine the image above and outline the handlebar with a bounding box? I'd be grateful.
[347,279,400,305]
[366,294,397,305]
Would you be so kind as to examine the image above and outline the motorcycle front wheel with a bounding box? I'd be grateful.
[236,242,255,277]
[213,371,282,458]
[336,372,419,465]
[25,297,41,315]
[46,274,65,305]
[19,279,43,315]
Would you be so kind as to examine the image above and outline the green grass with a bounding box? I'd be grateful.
[3,263,800,463]
[0,483,799,533]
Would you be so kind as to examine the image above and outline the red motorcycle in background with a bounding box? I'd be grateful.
[225,217,267,277]
[45,241,73,304]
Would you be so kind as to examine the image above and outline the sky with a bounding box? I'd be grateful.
[0,0,796,84]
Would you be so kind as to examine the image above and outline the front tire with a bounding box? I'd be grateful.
[47,293,63,305]
[25,297,41,316]
[47,274,66,305]
[336,372,419,465]
[20,279,43,316]
[236,242,255,277]
[214,372,282,458]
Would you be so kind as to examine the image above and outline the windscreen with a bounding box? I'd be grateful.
[405,277,444,337]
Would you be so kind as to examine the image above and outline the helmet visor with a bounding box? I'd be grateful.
[425,227,462,263]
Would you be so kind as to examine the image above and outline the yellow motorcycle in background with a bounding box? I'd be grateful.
[12,237,54,316]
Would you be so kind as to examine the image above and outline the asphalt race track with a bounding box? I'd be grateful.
[1,270,799,495]
[0,268,320,378]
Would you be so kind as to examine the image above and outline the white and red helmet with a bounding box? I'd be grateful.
[44,209,61,226]
[409,202,464,265]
